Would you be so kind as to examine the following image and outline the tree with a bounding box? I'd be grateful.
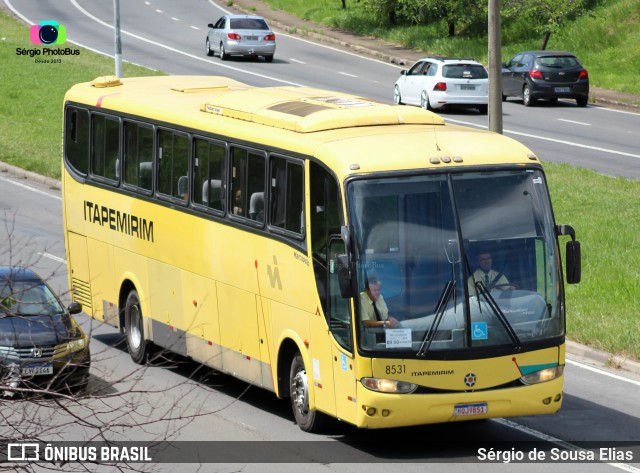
[503,0,588,49]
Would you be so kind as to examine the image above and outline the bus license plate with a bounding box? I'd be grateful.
[454,402,487,417]
[460,85,476,90]
[554,87,571,93]
[22,364,53,376]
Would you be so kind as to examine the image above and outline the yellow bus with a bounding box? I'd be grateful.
[62,75,581,432]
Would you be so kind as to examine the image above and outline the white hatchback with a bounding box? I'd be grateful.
[394,57,489,114]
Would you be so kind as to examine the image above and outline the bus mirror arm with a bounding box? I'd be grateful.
[557,225,581,284]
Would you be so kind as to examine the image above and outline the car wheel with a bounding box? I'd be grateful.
[523,85,535,107]
[290,353,328,433]
[206,38,213,57]
[264,55,274,63]
[219,43,228,61]
[576,96,588,107]
[501,92,507,102]
[393,85,403,105]
[420,90,432,110]
[478,105,488,115]
[124,289,153,365]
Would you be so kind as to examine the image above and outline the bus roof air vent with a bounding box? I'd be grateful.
[91,76,123,88]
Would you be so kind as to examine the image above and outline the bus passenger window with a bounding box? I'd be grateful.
[124,121,153,192]
[64,107,89,176]
[270,156,304,235]
[91,114,120,182]
[194,138,225,211]
[157,129,188,199]
[230,147,265,221]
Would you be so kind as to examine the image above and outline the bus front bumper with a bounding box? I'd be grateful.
[353,376,564,429]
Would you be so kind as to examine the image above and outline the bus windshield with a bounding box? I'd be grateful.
[348,169,564,355]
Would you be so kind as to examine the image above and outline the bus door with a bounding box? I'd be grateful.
[327,238,358,424]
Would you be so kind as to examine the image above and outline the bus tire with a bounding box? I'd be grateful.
[124,290,152,365]
[289,353,328,433]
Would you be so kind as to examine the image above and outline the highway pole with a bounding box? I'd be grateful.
[488,0,503,134]
[114,0,122,78]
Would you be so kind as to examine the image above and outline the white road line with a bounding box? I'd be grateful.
[289,58,306,64]
[566,357,640,387]
[171,17,179,22]
[447,118,640,160]
[0,175,61,200]
[494,418,640,472]
[190,25,200,30]
[38,252,67,264]
[339,71,358,78]
[557,118,591,126]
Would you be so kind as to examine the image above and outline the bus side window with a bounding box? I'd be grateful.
[270,156,304,235]
[64,107,89,176]
[193,138,225,211]
[123,121,153,192]
[230,147,265,221]
[91,114,120,182]
[157,129,188,200]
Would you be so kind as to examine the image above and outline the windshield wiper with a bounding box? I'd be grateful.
[417,280,455,357]
[474,281,522,349]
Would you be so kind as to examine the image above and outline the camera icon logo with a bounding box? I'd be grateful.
[30,20,67,45]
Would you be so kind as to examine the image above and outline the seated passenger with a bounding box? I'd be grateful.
[468,251,515,294]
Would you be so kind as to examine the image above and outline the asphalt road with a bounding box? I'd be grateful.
[1,1,640,471]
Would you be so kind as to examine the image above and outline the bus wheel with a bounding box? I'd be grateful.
[289,353,327,432]
[124,290,151,364]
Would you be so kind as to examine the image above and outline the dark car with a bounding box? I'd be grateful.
[0,266,90,396]
[501,50,589,107]
[206,14,276,62]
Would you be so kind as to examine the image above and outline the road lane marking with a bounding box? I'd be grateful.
[494,418,640,472]
[0,175,61,200]
[448,118,640,160]
[557,118,591,126]
[38,252,67,264]
[289,58,306,64]
[339,72,358,78]
[566,357,640,387]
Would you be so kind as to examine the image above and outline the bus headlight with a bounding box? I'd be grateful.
[520,365,564,385]
[361,377,417,394]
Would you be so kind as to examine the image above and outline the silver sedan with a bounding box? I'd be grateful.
[206,14,276,62]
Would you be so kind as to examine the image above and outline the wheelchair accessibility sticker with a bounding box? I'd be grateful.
[341,353,348,372]
[472,322,488,340]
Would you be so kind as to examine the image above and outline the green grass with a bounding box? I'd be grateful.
[261,0,640,96]
[0,11,163,177]
[1,9,639,360]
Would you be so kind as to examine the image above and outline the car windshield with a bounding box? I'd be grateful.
[443,65,488,79]
[537,56,578,68]
[347,170,564,356]
[0,280,65,316]
[230,18,269,30]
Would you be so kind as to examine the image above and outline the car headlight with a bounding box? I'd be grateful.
[0,345,19,360]
[520,365,564,385]
[361,377,417,394]
[65,337,88,354]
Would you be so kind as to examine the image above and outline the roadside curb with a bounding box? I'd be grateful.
[0,162,61,190]
[566,340,640,378]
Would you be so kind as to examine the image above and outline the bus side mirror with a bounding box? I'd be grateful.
[565,240,581,284]
[336,254,355,298]
[557,224,581,284]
